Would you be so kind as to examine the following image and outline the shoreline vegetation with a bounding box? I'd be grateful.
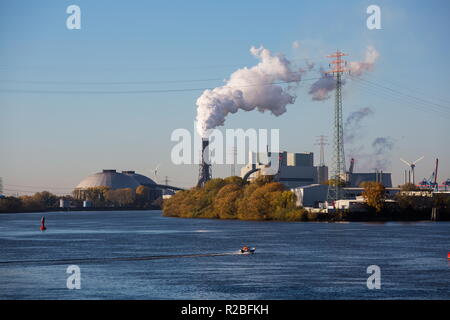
[1,177,449,222]
[0,187,161,214]
[163,177,450,222]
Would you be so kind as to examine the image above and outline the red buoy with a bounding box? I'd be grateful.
[448,252,450,260]
[40,217,46,231]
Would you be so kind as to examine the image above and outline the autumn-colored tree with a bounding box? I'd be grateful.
[214,184,242,219]
[237,182,285,220]
[163,175,306,221]
[0,196,23,213]
[32,191,58,207]
[361,181,386,212]
[20,195,46,212]
[223,176,244,186]
[79,186,110,206]
[105,188,135,207]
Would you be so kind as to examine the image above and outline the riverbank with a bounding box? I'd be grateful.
[0,206,162,214]
[162,176,450,222]
[165,208,450,222]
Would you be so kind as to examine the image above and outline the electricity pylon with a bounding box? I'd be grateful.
[326,50,348,207]
[315,135,328,167]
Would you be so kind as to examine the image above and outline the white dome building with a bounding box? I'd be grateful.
[73,169,163,202]
[75,169,140,190]
[121,171,156,186]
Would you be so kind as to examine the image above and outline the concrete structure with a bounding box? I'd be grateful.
[83,200,93,208]
[293,184,400,208]
[348,172,392,188]
[75,169,140,191]
[74,169,162,201]
[59,199,71,208]
[121,171,156,186]
[241,151,328,189]
[335,197,397,211]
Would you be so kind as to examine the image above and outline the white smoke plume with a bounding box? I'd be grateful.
[308,46,379,101]
[349,45,380,76]
[195,46,302,137]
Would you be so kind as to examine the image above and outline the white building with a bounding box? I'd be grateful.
[292,184,400,208]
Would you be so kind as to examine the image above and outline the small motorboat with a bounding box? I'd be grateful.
[240,246,256,254]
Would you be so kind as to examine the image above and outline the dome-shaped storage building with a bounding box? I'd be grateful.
[121,171,156,186]
[75,169,140,190]
[73,169,162,202]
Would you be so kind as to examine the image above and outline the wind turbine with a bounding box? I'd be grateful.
[400,156,424,185]
[153,163,161,184]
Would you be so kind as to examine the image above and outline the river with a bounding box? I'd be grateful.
[0,210,449,299]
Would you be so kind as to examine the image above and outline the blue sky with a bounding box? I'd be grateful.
[1,0,449,194]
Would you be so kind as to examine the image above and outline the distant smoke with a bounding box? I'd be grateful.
[196,46,302,137]
[371,137,394,170]
[308,46,379,101]
[308,68,337,101]
[344,108,394,171]
[344,107,374,144]
[347,136,395,171]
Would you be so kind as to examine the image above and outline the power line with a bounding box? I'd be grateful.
[0,77,321,95]
[0,69,314,86]
[0,78,225,85]
[364,73,450,105]
[351,81,450,119]
[4,184,74,190]
[351,76,450,113]
[349,77,450,119]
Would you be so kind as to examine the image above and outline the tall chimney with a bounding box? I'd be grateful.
[197,138,212,187]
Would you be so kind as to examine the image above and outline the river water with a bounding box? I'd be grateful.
[0,210,449,299]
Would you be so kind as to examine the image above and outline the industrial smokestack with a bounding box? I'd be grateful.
[197,138,212,187]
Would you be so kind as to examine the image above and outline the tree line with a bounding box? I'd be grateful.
[0,185,162,213]
[163,176,311,221]
[163,178,450,221]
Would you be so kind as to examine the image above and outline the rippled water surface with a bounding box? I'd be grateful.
[0,210,449,299]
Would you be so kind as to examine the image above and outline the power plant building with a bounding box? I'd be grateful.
[292,184,399,208]
[240,151,328,188]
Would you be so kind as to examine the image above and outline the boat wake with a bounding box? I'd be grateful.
[0,252,238,266]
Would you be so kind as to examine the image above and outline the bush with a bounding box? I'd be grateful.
[163,176,303,221]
